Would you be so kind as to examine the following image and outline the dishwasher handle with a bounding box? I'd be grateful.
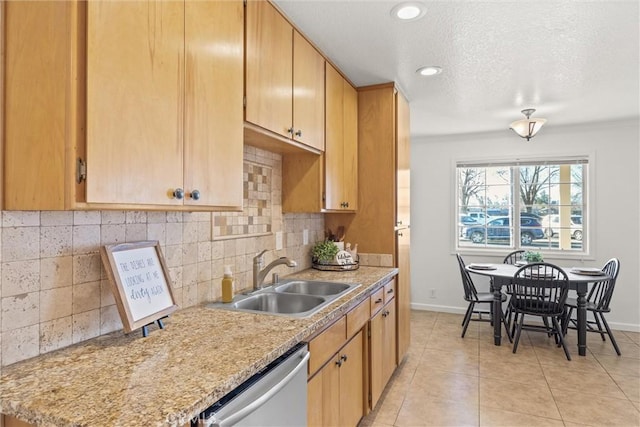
[205,350,310,427]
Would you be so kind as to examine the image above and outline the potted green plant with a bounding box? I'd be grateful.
[523,250,544,263]
[311,240,340,264]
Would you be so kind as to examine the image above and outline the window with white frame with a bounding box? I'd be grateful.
[456,159,588,254]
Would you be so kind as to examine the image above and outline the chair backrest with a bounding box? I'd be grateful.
[503,250,525,265]
[588,258,620,311]
[456,254,479,302]
[512,263,569,316]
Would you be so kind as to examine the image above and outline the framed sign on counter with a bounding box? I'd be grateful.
[100,241,178,334]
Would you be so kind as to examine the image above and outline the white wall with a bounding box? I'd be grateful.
[410,118,640,331]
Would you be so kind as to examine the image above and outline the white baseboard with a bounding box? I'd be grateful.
[409,303,640,332]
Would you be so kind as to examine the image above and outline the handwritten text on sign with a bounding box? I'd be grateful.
[112,246,173,322]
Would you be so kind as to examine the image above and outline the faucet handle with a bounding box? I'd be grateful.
[254,249,268,262]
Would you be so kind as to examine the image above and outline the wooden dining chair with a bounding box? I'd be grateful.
[563,258,621,355]
[501,250,526,328]
[510,263,571,360]
[503,250,526,265]
[456,254,511,341]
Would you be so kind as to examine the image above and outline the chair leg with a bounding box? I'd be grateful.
[501,309,513,343]
[592,311,607,341]
[512,313,524,354]
[552,317,571,361]
[598,312,622,356]
[563,307,574,335]
[462,303,473,326]
[461,303,474,338]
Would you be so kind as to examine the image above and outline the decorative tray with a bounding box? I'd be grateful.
[312,255,359,271]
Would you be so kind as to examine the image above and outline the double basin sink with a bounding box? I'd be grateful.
[210,280,361,318]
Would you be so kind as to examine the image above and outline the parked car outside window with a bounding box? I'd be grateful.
[468,212,491,224]
[540,214,583,241]
[465,216,545,246]
[458,215,481,237]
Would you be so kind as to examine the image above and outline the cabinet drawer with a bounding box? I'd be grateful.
[384,279,396,305]
[346,299,369,339]
[370,287,385,317]
[309,316,346,375]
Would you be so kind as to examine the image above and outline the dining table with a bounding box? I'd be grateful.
[465,262,610,357]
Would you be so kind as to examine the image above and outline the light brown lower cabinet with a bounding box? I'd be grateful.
[308,329,365,427]
[370,298,397,409]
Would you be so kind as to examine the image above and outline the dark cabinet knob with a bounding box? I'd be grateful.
[190,189,201,200]
[173,188,184,200]
[375,298,383,304]
[295,129,302,137]
[340,354,348,362]
[287,127,294,135]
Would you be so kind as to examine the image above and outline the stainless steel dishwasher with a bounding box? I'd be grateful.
[196,343,309,427]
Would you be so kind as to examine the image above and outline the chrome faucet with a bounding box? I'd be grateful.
[253,250,297,291]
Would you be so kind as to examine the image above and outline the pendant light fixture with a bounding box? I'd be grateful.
[509,108,547,141]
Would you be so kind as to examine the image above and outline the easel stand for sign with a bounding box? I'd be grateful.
[141,315,169,337]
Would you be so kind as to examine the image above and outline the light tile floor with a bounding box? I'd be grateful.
[360,310,640,427]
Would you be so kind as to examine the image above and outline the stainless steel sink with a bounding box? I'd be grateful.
[209,279,360,318]
[231,292,325,314]
[274,280,351,296]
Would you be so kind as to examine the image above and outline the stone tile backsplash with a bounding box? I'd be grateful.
[0,146,324,366]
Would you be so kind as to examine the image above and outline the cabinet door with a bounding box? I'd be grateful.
[369,307,384,408]
[292,31,325,151]
[342,80,358,210]
[307,372,323,427]
[370,299,396,409]
[4,1,77,210]
[339,330,365,427]
[321,356,341,427]
[396,228,411,362]
[324,64,344,210]
[86,1,184,205]
[325,64,358,211]
[396,91,411,227]
[245,0,292,139]
[184,0,243,208]
[382,301,397,386]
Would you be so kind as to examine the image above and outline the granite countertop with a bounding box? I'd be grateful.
[0,266,398,427]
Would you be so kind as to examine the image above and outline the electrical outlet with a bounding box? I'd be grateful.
[275,231,283,250]
[429,289,436,299]
[303,229,309,245]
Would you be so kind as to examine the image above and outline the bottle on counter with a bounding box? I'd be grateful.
[221,265,234,303]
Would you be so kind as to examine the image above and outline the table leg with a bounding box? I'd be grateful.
[493,282,503,346]
[576,284,587,356]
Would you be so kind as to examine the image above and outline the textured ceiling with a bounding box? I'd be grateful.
[274,0,640,137]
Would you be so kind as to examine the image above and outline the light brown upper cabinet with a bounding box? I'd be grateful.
[245,0,325,154]
[282,65,358,213]
[3,0,244,210]
[324,63,358,211]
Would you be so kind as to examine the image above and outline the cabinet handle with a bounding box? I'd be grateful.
[398,232,404,237]
[295,129,302,137]
[287,127,294,135]
[382,310,390,318]
[173,188,185,200]
[375,298,383,304]
[397,220,403,226]
[387,288,394,294]
[344,202,349,208]
[335,359,343,367]
[190,189,201,200]
[340,354,348,362]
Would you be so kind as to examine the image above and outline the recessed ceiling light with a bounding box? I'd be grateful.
[416,66,442,76]
[391,2,427,21]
